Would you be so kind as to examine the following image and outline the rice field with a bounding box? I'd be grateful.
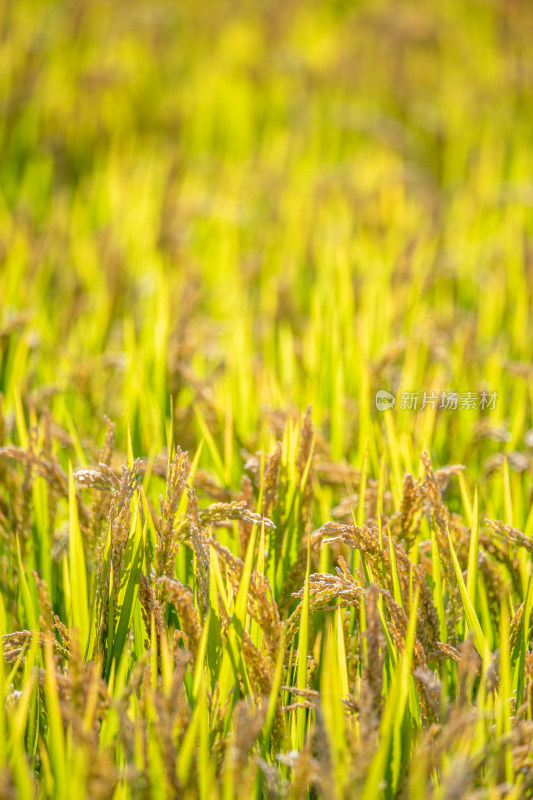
[1,0,533,797]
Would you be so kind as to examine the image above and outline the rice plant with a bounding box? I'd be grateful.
[1,0,533,797]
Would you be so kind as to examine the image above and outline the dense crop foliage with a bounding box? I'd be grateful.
[1,0,533,797]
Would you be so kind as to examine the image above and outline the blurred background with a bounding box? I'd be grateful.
[1,0,533,490]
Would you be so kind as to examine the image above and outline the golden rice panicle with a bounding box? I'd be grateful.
[412,561,440,653]
[420,450,462,631]
[110,459,143,616]
[0,765,15,800]
[241,631,274,695]
[66,631,86,709]
[383,530,438,649]
[229,700,269,787]
[486,518,533,553]
[40,407,60,535]
[243,450,261,488]
[420,450,450,542]
[54,614,71,655]
[413,666,442,722]
[382,590,427,668]
[200,500,275,530]
[319,521,393,591]
[32,570,54,633]
[333,479,389,527]
[0,392,4,447]
[100,415,115,466]
[73,418,118,492]
[456,638,483,710]
[479,526,522,596]
[297,405,315,530]
[155,445,188,580]
[284,566,363,646]
[2,630,34,663]
[2,428,87,538]
[51,642,115,794]
[477,551,507,618]
[279,742,319,800]
[391,472,424,547]
[525,653,533,718]
[434,463,465,492]
[20,424,38,547]
[187,485,209,616]
[238,473,255,556]
[278,528,325,613]
[360,583,384,734]
[158,576,201,665]
[262,440,282,516]
[509,601,525,654]
[89,415,116,543]
[74,463,119,492]
[316,460,360,488]
[297,405,313,477]
[208,538,281,658]
[2,629,69,663]
[311,704,337,795]
[193,467,233,501]
[0,395,8,538]
[138,572,165,652]
[40,406,52,461]
[145,663,194,795]
[94,459,143,654]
